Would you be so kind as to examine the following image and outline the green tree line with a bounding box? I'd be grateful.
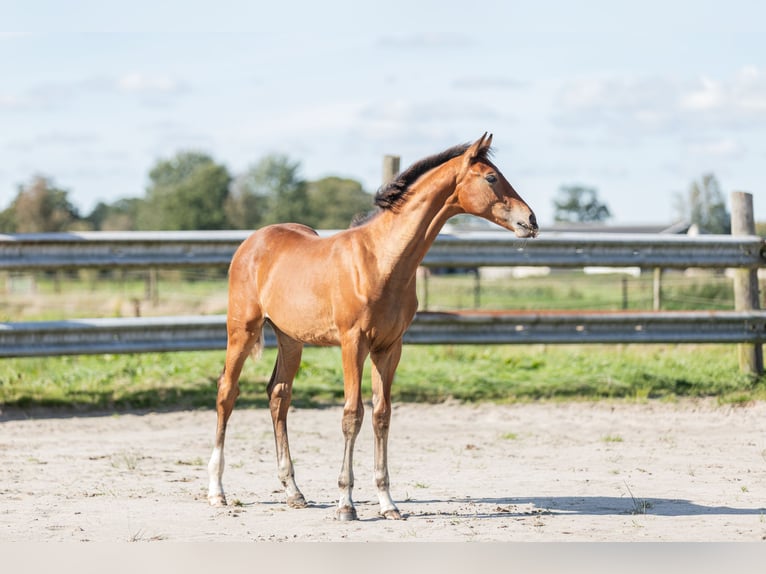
[0,149,746,235]
[0,151,374,233]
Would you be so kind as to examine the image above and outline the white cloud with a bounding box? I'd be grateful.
[376,33,473,50]
[553,75,677,136]
[678,69,766,115]
[5,131,100,152]
[679,77,724,111]
[0,72,187,112]
[452,76,524,90]
[686,137,746,159]
[360,98,503,125]
[0,32,32,40]
[117,72,184,94]
[0,94,22,108]
[144,120,217,155]
[0,83,73,111]
[242,100,364,137]
[676,68,766,132]
[732,65,766,113]
[553,66,766,146]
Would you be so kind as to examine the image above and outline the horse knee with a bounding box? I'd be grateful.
[341,406,364,437]
[372,403,391,432]
[373,418,390,439]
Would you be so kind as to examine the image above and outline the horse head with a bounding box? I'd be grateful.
[455,133,538,238]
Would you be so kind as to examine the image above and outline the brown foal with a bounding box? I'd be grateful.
[207,133,538,520]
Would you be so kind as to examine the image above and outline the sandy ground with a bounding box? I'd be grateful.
[2,399,766,542]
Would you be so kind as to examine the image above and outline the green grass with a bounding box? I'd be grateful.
[1,344,763,412]
[1,270,763,412]
[1,268,747,322]
[418,271,739,311]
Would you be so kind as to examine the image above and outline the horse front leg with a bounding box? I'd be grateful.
[371,341,403,519]
[336,338,368,521]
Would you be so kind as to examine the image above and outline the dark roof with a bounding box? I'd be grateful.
[544,220,692,234]
[444,218,693,234]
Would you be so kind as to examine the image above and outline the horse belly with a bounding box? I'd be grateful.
[263,280,339,346]
[273,318,341,347]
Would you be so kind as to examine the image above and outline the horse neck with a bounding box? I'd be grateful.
[365,167,461,279]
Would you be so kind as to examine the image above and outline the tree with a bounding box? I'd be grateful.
[229,154,309,227]
[674,173,730,234]
[224,171,268,230]
[306,176,372,229]
[553,185,611,223]
[0,204,15,232]
[139,152,231,230]
[87,198,144,231]
[0,176,82,232]
[225,157,371,230]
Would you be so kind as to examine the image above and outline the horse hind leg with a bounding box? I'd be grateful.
[207,318,262,506]
[336,337,368,521]
[268,328,307,509]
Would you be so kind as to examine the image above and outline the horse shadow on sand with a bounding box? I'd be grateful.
[218,495,765,523]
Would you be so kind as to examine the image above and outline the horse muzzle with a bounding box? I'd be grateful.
[513,214,539,238]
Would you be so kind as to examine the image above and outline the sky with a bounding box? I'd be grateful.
[2,0,765,226]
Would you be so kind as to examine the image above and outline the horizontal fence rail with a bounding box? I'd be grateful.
[2,311,765,358]
[1,230,764,271]
[1,230,764,362]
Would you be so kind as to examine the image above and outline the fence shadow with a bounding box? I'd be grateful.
[402,496,766,519]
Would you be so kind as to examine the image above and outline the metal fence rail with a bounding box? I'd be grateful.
[1,230,764,363]
[2,230,764,270]
[2,311,765,358]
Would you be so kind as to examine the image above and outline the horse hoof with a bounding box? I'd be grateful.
[208,494,227,507]
[336,506,358,521]
[287,493,308,509]
[381,509,403,520]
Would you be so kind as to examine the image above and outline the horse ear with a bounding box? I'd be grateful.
[465,133,493,163]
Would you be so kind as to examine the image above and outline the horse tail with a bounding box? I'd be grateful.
[250,326,265,362]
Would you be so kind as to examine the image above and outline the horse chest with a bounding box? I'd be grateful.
[363,294,418,339]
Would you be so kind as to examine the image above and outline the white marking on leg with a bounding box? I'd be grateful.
[370,344,402,519]
[336,432,358,520]
[207,446,226,505]
[377,488,398,516]
[374,433,401,518]
[338,450,355,511]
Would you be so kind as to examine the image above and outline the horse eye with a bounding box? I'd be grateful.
[485,174,498,184]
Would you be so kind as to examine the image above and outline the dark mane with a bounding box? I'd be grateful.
[349,141,491,227]
[375,143,470,211]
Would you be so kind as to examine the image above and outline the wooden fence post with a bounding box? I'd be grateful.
[731,191,763,376]
[621,276,629,310]
[652,268,663,311]
[382,155,400,186]
[473,269,481,308]
[145,268,159,307]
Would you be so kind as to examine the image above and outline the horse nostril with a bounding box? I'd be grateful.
[529,213,538,229]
